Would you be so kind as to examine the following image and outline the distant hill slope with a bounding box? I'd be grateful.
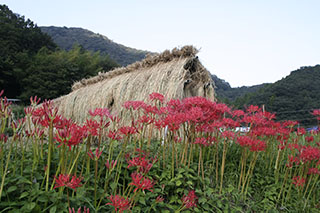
[40,26,150,66]
[234,65,320,126]
[211,74,267,102]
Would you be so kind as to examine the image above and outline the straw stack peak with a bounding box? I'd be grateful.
[55,45,215,124]
[72,45,199,91]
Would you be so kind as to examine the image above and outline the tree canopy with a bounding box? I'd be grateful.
[0,5,119,101]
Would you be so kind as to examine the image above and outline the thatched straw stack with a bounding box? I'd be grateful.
[54,45,215,123]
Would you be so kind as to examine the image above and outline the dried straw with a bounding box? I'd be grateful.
[54,46,215,123]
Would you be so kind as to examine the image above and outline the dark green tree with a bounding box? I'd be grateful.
[19,46,119,101]
[0,4,56,97]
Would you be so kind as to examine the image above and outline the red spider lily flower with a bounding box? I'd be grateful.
[107,130,123,141]
[142,104,160,115]
[154,120,165,130]
[149,92,165,103]
[119,126,137,136]
[55,123,86,150]
[299,146,320,163]
[89,108,110,118]
[312,109,320,120]
[163,113,186,131]
[129,172,155,193]
[249,139,267,152]
[246,105,260,114]
[11,118,26,132]
[232,109,245,118]
[85,119,100,136]
[282,120,299,128]
[109,113,121,123]
[106,195,131,213]
[166,99,183,113]
[222,118,239,128]
[174,136,182,143]
[88,108,111,129]
[68,206,90,213]
[308,167,320,175]
[0,90,3,97]
[221,130,235,140]
[260,111,276,120]
[0,134,8,143]
[123,100,146,110]
[156,195,164,203]
[278,140,287,150]
[24,106,33,115]
[194,137,209,147]
[138,115,154,125]
[0,96,12,116]
[181,190,198,209]
[236,136,252,148]
[105,159,117,171]
[54,174,83,191]
[292,176,306,188]
[30,96,41,106]
[87,148,103,161]
[186,107,203,123]
[305,136,314,143]
[286,155,300,168]
[296,127,306,136]
[127,155,155,174]
[31,100,59,127]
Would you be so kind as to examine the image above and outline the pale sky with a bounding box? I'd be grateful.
[2,0,320,87]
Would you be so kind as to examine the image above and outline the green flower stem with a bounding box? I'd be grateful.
[171,132,175,178]
[238,148,247,190]
[244,152,259,196]
[94,159,98,207]
[0,140,13,201]
[20,136,26,175]
[306,174,319,202]
[215,140,219,185]
[45,121,54,192]
[219,139,228,194]
[86,135,92,176]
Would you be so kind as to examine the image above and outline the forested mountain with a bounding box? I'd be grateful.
[40,26,149,66]
[233,65,320,127]
[0,5,119,101]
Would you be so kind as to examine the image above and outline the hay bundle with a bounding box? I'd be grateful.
[54,45,215,123]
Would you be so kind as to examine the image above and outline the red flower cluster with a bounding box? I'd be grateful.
[68,206,89,213]
[194,137,209,147]
[299,146,320,163]
[181,190,198,209]
[54,122,87,150]
[149,92,165,103]
[308,167,320,175]
[292,176,306,188]
[312,109,320,121]
[129,172,155,193]
[106,195,131,213]
[236,136,267,152]
[105,159,117,171]
[127,150,156,174]
[87,148,103,161]
[54,174,83,191]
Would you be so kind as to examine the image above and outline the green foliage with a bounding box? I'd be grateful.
[0,4,56,97]
[40,26,149,66]
[18,45,119,101]
[234,65,320,127]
